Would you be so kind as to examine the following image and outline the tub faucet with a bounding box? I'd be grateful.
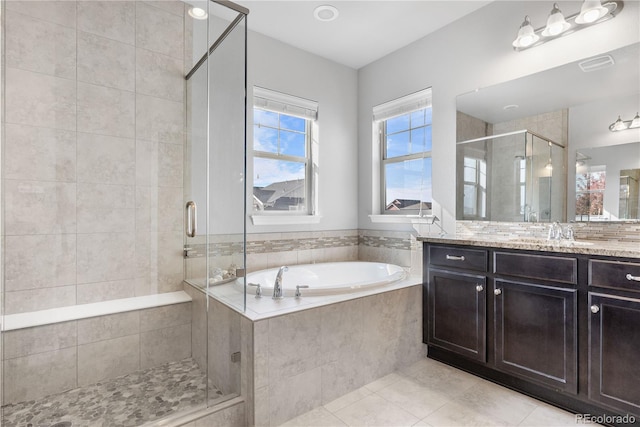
[273,266,288,299]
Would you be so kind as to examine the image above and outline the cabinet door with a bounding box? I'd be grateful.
[589,293,640,416]
[428,269,486,362]
[494,280,577,393]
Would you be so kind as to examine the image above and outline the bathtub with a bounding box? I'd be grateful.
[240,261,406,297]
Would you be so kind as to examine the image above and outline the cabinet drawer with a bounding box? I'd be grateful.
[589,259,640,293]
[493,252,577,284]
[429,245,487,272]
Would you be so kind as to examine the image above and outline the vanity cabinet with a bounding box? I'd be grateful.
[423,241,640,421]
[588,259,640,416]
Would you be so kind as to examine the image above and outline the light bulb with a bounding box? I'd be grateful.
[188,7,208,20]
[576,0,608,24]
[542,4,570,37]
[612,116,627,131]
[630,113,640,129]
[513,16,540,48]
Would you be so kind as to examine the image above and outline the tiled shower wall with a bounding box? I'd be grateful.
[2,0,187,314]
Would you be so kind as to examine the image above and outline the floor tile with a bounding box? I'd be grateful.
[333,394,420,427]
[281,407,348,427]
[375,377,450,419]
[324,386,373,413]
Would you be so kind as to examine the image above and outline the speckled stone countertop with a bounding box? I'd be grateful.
[418,235,640,259]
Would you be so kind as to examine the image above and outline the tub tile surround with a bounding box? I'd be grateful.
[2,0,187,316]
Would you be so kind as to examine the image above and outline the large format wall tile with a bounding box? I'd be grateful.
[158,142,184,187]
[77,1,135,45]
[77,334,140,386]
[5,10,76,79]
[3,322,77,359]
[78,31,135,91]
[5,0,77,28]
[136,48,184,102]
[139,302,191,332]
[136,2,184,59]
[4,124,76,182]
[4,286,76,314]
[136,94,184,144]
[140,323,191,369]
[3,347,77,404]
[77,83,135,138]
[76,279,137,304]
[76,233,136,284]
[77,183,135,233]
[4,234,76,291]
[269,368,322,427]
[4,180,76,235]
[157,231,184,293]
[76,132,136,184]
[5,68,76,131]
[77,311,140,345]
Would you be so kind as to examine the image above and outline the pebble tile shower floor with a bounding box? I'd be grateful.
[1,358,222,427]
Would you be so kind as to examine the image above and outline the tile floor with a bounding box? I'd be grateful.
[280,357,590,427]
[1,358,221,427]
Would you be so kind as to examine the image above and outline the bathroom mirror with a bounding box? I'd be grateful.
[575,142,640,221]
[456,42,640,222]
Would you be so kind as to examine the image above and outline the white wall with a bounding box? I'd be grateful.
[357,0,640,233]
[247,31,359,233]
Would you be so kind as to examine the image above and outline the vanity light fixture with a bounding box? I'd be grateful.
[314,5,339,22]
[188,7,208,20]
[609,113,640,132]
[513,0,622,51]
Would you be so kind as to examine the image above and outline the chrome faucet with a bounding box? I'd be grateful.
[548,222,575,241]
[273,266,288,299]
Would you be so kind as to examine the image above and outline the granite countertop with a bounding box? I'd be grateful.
[418,235,640,259]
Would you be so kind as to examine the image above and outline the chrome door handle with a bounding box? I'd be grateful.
[591,305,600,314]
[494,289,502,296]
[626,273,640,282]
[186,201,197,238]
[446,255,465,261]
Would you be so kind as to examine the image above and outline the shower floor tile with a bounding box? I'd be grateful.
[1,358,222,427]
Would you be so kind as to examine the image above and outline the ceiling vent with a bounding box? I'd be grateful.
[579,55,615,72]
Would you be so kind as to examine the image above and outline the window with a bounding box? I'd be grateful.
[575,166,606,221]
[463,156,487,218]
[252,87,318,215]
[374,88,432,215]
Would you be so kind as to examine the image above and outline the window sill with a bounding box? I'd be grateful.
[251,215,322,226]
[369,214,438,224]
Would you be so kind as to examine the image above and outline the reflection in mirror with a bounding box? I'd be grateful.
[456,43,639,223]
[575,142,640,221]
[457,130,565,222]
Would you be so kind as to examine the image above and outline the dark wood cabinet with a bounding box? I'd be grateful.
[588,292,640,415]
[494,279,577,393]
[423,241,640,422]
[427,269,486,362]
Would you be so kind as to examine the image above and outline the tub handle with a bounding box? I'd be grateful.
[248,282,262,298]
[295,285,310,298]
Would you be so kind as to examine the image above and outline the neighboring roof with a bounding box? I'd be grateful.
[254,179,305,205]
[386,199,432,211]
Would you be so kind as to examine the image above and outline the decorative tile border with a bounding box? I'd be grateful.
[457,220,640,243]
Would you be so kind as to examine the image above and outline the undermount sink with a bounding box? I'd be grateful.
[508,237,594,246]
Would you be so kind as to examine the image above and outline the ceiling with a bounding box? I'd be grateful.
[456,42,640,125]
[234,1,491,69]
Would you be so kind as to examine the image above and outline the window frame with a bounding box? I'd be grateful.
[251,87,318,218]
[462,156,487,219]
[374,88,433,216]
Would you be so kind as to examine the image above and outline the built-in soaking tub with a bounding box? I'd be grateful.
[239,261,407,297]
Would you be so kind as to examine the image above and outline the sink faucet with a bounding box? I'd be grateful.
[273,266,288,299]
[548,222,575,241]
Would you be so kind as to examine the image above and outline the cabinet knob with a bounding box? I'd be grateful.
[494,289,502,296]
[626,273,640,282]
[476,285,483,292]
[591,304,600,314]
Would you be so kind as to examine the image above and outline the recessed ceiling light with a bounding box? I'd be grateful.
[188,7,208,20]
[314,5,339,22]
[503,104,519,111]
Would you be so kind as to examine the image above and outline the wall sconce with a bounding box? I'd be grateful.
[513,1,623,51]
[609,113,640,132]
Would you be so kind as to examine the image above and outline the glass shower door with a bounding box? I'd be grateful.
[183,0,247,406]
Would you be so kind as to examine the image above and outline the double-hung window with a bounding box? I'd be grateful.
[374,88,433,215]
[252,87,318,216]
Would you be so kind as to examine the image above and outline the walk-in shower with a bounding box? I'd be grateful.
[0,0,248,425]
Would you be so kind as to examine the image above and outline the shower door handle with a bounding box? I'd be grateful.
[186,201,197,238]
